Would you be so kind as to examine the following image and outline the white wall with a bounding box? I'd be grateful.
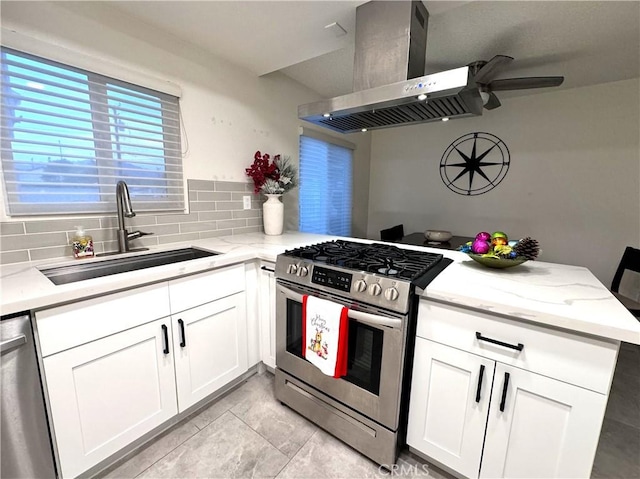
[367,79,640,285]
[0,1,371,236]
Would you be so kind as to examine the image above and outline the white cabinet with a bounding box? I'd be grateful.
[43,318,177,478]
[37,264,249,478]
[481,363,607,479]
[258,261,276,369]
[407,338,495,478]
[172,292,247,410]
[408,300,617,479]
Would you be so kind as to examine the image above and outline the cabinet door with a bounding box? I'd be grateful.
[480,364,608,479]
[259,262,276,369]
[173,292,248,411]
[408,338,496,479]
[43,318,177,478]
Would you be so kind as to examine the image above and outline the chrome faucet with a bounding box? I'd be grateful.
[116,180,152,253]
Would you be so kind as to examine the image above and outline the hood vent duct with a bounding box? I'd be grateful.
[298,1,483,134]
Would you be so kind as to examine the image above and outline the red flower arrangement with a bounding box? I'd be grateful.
[246,150,297,194]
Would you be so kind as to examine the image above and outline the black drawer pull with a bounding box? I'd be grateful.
[161,324,170,355]
[178,319,186,347]
[476,332,524,352]
[261,266,275,273]
[500,372,510,412]
[475,364,485,403]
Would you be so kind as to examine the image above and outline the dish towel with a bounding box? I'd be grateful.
[302,294,349,378]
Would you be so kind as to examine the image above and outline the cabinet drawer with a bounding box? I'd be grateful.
[417,300,618,394]
[36,283,170,357]
[169,263,245,313]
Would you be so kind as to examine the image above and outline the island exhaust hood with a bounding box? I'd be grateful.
[298,1,483,134]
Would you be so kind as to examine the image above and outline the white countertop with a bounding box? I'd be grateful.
[2,232,639,344]
[0,232,333,316]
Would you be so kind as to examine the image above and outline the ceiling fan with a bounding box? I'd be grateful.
[468,55,565,110]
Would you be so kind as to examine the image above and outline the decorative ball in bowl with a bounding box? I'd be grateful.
[458,231,540,270]
[424,230,453,242]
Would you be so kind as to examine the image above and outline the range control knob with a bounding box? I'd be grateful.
[297,266,309,277]
[354,279,367,292]
[384,287,399,301]
[287,264,298,275]
[368,283,382,296]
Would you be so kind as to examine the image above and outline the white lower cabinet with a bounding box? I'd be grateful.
[172,292,248,410]
[408,300,616,479]
[43,318,178,478]
[258,261,276,369]
[407,338,495,478]
[480,363,607,479]
[38,264,250,477]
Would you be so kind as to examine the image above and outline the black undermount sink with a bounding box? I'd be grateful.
[40,248,219,285]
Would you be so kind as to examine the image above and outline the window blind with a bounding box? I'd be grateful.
[0,47,184,216]
[299,135,352,236]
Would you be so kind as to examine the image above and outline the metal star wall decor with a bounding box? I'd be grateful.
[439,132,510,196]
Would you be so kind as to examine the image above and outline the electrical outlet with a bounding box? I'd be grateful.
[243,195,251,210]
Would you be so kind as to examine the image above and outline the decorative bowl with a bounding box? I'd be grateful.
[467,254,528,269]
[424,230,453,242]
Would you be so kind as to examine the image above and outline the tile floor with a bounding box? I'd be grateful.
[100,343,640,479]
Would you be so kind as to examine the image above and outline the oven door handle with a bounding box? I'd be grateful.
[278,285,403,330]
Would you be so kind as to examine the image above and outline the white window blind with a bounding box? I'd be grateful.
[299,135,353,236]
[0,47,184,216]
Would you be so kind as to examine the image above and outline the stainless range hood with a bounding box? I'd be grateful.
[298,1,483,134]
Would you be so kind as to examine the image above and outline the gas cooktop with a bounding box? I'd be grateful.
[282,240,443,281]
[277,239,451,315]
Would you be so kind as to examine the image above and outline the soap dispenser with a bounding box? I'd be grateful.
[72,226,94,259]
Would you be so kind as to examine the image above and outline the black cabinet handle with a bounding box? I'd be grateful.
[261,266,275,273]
[161,324,169,355]
[178,319,186,348]
[475,364,485,403]
[476,332,524,352]
[499,372,510,412]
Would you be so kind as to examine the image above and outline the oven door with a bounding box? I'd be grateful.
[275,281,407,430]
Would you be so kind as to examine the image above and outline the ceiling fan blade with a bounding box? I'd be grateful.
[484,92,501,110]
[474,55,514,84]
[489,76,565,91]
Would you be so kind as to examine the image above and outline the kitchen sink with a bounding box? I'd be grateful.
[40,248,219,285]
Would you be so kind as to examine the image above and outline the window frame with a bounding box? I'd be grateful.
[0,46,184,216]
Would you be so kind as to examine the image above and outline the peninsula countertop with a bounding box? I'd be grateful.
[2,232,638,345]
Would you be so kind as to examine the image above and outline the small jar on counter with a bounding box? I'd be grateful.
[72,226,94,259]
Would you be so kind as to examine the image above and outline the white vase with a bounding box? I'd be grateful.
[263,194,284,235]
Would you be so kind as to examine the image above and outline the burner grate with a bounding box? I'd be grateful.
[283,240,443,282]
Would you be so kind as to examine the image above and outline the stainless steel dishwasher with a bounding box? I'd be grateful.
[1,312,57,478]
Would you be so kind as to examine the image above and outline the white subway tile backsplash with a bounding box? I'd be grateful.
[0,180,267,264]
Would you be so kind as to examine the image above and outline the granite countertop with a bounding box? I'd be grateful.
[2,232,639,345]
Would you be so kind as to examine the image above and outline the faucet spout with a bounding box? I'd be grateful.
[116,181,137,253]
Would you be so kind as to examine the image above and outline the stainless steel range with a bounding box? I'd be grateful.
[274,240,452,466]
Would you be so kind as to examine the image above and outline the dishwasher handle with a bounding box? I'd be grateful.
[0,334,27,355]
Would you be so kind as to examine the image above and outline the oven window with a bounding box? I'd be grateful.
[285,298,383,395]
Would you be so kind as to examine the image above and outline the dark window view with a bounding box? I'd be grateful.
[0,47,183,215]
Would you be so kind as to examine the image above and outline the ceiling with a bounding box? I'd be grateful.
[108,1,639,100]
